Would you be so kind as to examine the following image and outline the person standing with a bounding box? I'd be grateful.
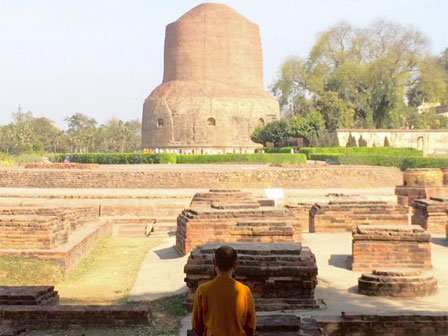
[191,245,256,336]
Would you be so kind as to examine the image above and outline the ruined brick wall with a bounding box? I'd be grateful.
[395,168,448,206]
[320,314,448,336]
[0,215,69,249]
[0,166,402,189]
[351,225,432,271]
[0,220,113,274]
[411,199,448,234]
[176,207,301,255]
[0,305,149,328]
[0,206,99,231]
[309,201,409,233]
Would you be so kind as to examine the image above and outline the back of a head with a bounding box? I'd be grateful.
[215,245,238,272]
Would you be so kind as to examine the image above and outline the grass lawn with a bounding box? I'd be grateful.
[0,236,163,305]
[57,236,163,305]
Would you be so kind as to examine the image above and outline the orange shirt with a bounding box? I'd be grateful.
[191,276,256,336]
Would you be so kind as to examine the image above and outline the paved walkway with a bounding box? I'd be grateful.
[127,237,188,302]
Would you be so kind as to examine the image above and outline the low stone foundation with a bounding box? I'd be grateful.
[320,314,448,336]
[0,219,113,274]
[395,168,448,206]
[351,225,432,271]
[0,216,68,250]
[309,199,408,233]
[0,287,59,306]
[183,242,320,312]
[411,198,448,234]
[358,269,438,297]
[0,305,149,328]
[176,190,302,255]
[0,165,402,189]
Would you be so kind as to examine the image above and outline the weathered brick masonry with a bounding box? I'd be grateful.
[319,314,448,336]
[309,199,409,233]
[0,166,402,189]
[351,225,432,271]
[0,305,149,328]
[176,190,302,255]
[358,269,437,297]
[183,242,320,312]
[411,198,448,234]
[0,215,67,250]
[0,287,59,306]
[395,168,448,206]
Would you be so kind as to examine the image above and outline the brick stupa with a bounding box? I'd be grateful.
[142,3,280,153]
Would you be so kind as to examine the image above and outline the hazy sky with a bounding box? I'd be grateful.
[1,0,447,128]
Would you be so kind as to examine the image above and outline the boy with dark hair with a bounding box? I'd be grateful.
[191,245,256,336]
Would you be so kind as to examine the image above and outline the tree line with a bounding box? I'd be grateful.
[253,20,448,146]
[0,111,141,154]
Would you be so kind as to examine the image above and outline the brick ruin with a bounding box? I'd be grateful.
[176,189,302,255]
[395,168,448,206]
[309,197,409,233]
[183,242,320,312]
[0,287,59,306]
[394,168,448,236]
[352,225,432,271]
[0,205,108,274]
[411,197,448,234]
[358,268,438,297]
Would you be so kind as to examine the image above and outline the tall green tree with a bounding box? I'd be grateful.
[65,113,97,153]
[272,20,435,129]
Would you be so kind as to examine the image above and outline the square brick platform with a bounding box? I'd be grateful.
[351,225,432,271]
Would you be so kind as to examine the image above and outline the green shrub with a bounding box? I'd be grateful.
[255,147,298,153]
[309,153,343,162]
[358,136,367,147]
[176,153,306,164]
[298,147,423,159]
[308,153,448,170]
[157,153,177,164]
[346,133,358,147]
[400,157,448,170]
[49,153,161,164]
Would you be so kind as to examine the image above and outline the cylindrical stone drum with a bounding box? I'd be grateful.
[403,168,443,187]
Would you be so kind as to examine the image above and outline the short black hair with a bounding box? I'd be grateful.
[214,245,238,272]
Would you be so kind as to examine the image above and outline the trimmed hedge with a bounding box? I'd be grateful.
[299,147,423,159]
[176,153,307,164]
[255,147,298,153]
[49,153,176,164]
[309,153,448,171]
[49,153,306,164]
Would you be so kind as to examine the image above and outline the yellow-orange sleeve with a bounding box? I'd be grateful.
[191,289,204,336]
[245,289,256,335]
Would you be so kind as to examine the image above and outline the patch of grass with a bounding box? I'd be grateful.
[0,257,64,285]
[56,237,163,305]
[26,295,188,336]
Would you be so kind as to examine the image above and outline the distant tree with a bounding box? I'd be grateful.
[384,136,390,147]
[271,20,431,129]
[358,135,367,147]
[65,113,97,153]
[250,121,289,146]
[287,111,326,141]
[346,133,358,147]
